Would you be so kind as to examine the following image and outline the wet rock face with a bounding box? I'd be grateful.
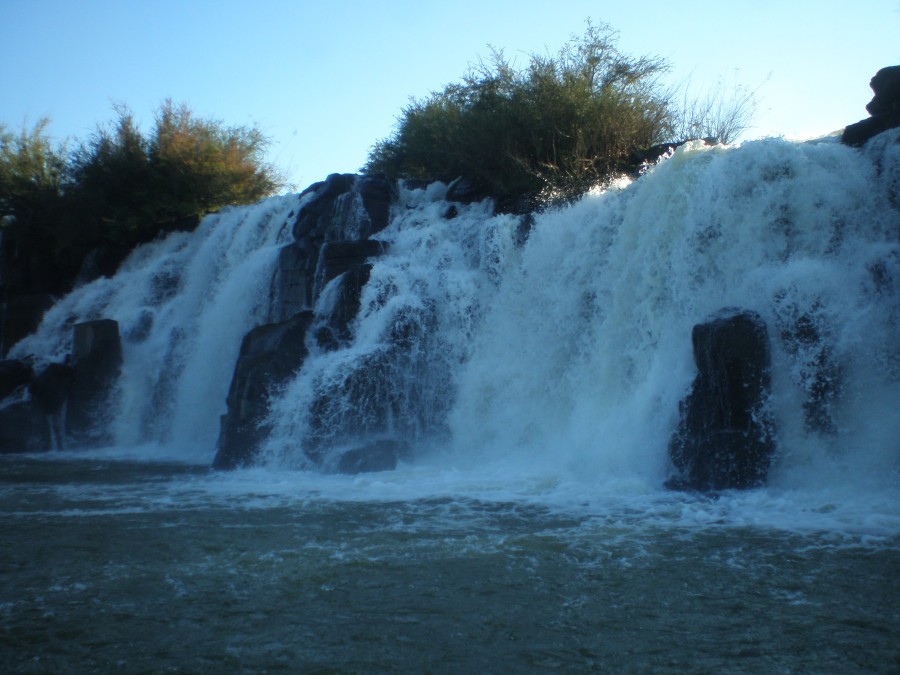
[0,320,122,453]
[330,438,411,474]
[213,311,315,470]
[667,309,776,491]
[66,319,123,446]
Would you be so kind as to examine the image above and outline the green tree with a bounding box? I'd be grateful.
[365,21,755,206]
[149,99,281,223]
[1,102,285,298]
[0,118,66,241]
[67,100,284,246]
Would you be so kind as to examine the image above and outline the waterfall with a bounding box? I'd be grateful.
[10,194,301,460]
[8,133,899,489]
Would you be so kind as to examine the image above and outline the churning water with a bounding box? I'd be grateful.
[3,133,899,671]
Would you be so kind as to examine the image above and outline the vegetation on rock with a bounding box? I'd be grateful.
[364,22,755,206]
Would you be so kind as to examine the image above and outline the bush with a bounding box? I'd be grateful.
[365,22,754,205]
[68,100,283,245]
[0,102,284,295]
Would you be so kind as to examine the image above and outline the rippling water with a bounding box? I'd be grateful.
[2,454,897,673]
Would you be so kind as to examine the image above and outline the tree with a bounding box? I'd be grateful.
[67,100,284,245]
[0,102,285,298]
[0,118,66,237]
[365,21,756,206]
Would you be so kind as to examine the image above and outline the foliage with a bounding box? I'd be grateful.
[365,21,755,205]
[0,118,66,236]
[0,102,284,294]
[67,100,282,244]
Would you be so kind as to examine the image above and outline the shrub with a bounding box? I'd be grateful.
[365,21,755,205]
[68,100,283,245]
[0,102,285,296]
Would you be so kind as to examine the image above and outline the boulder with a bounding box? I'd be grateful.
[842,65,900,147]
[304,305,441,465]
[866,65,900,116]
[667,309,776,491]
[332,438,411,474]
[356,174,396,235]
[66,319,123,445]
[285,174,397,315]
[214,311,315,469]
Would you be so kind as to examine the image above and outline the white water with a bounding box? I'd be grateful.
[11,194,302,460]
[9,134,900,536]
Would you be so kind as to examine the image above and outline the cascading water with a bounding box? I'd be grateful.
[8,133,899,499]
[257,134,899,499]
[10,193,302,459]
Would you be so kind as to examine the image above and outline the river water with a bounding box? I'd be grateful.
[2,452,897,673]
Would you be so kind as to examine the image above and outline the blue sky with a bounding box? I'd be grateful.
[2,0,899,190]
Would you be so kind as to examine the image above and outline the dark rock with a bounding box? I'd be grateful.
[304,305,442,465]
[294,173,357,239]
[66,319,123,445]
[357,174,396,235]
[0,359,34,400]
[865,65,900,116]
[288,174,397,311]
[315,264,373,348]
[667,308,776,491]
[0,400,51,453]
[269,242,313,322]
[446,176,490,204]
[293,173,397,243]
[514,214,535,247]
[28,363,74,450]
[842,65,900,146]
[214,311,315,469]
[333,438,411,474]
[842,113,900,147]
[442,205,459,220]
[317,240,385,290]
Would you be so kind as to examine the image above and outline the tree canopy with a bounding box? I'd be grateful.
[0,102,284,294]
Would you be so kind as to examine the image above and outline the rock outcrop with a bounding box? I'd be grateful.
[842,65,900,147]
[213,175,400,471]
[0,320,122,452]
[213,311,315,469]
[66,319,123,446]
[667,309,776,491]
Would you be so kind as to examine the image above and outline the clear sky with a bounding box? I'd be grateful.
[2,0,899,190]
